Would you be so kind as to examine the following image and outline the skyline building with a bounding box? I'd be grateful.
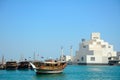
[74,32,117,65]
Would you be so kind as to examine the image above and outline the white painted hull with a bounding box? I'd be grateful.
[36,70,63,74]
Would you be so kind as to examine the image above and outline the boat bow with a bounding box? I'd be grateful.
[30,62,36,72]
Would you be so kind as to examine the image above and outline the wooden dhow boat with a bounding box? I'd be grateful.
[30,59,67,74]
[18,61,30,70]
[6,61,17,70]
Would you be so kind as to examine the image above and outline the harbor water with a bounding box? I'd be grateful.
[0,65,120,80]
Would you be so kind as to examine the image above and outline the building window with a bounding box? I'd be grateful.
[93,37,99,39]
[83,45,86,48]
[93,39,96,42]
[81,57,84,61]
[91,57,95,61]
[97,42,101,45]
[101,45,106,48]
[108,46,111,48]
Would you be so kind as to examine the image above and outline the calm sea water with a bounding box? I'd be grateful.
[0,65,120,80]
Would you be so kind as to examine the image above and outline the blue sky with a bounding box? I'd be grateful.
[0,0,120,61]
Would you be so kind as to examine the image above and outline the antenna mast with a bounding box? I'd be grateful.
[2,55,4,65]
[33,52,36,61]
[61,46,64,61]
[70,46,73,61]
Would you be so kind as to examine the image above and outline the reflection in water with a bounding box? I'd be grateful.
[88,67,103,72]
[33,73,66,80]
[18,69,29,71]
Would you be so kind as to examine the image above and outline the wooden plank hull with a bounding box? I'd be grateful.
[6,61,17,70]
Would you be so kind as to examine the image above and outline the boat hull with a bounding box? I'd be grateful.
[36,69,63,74]
[31,60,67,74]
